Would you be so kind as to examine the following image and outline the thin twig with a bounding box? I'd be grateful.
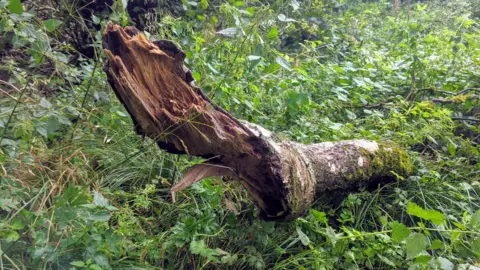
[431,95,479,104]
[0,88,18,101]
[455,88,480,96]
[0,80,21,92]
[451,117,480,123]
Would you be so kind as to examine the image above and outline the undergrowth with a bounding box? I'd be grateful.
[0,0,479,269]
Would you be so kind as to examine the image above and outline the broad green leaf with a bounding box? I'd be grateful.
[325,227,337,246]
[407,202,446,225]
[472,237,480,253]
[89,265,102,270]
[405,233,428,259]
[27,39,50,64]
[39,98,52,109]
[377,254,396,267]
[87,212,111,222]
[415,255,432,264]
[93,191,109,207]
[43,19,62,32]
[46,117,60,135]
[447,139,456,156]
[429,239,445,250]
[437,257,453,270]
[296,226,310,246]
[10,219,24,230]
[247,55,262,61]
[92,14,100,24]
[70,261,85,267]
[221,254,238,265]
[8,0,23,14]
[190,239,220,262]
[200,0,208,9]
[217,27,242,37]
[276,56,291,71]
[2,230,20,242]
[277,14,296,22]
[390,221,411,242]
[471,210,480,228]
[267,27,278,40]
[193,72,201,81]
[311,210,327,224]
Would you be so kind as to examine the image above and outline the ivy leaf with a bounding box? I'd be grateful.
[276,56,292,71]
[390,221,411,242]
[43,19,62,32]
[407,202,446,225]
[405,233,428,259]
[8,0,23,14]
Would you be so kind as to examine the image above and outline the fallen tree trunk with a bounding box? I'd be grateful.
[102,23,413,221]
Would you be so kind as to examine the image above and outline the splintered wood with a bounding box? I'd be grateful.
[103,23,413,221]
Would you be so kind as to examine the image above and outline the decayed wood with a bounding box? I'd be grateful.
[102,23,413,221]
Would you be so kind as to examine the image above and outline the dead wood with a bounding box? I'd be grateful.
[102,24,413,220]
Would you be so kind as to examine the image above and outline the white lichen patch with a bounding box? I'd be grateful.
[330,163,337,173]
[358,156,364,167]
[352,140,379,153]
[240,120,272,138]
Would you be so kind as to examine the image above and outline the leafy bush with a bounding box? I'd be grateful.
[0,0,479,269]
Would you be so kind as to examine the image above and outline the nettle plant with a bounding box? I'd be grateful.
[0,0,479,269]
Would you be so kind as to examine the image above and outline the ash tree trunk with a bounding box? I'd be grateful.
[102,24,413,221]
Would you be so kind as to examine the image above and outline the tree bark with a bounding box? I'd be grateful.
[102,24,413,221]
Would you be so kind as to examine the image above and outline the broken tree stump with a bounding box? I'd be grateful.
[102,23,413,221]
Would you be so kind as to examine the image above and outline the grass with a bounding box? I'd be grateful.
[1,0,480,269]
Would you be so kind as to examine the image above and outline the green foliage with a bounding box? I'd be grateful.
[0,0,479,269]
[407,201,446,225]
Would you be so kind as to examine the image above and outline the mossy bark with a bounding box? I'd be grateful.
[102,24,413,221]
